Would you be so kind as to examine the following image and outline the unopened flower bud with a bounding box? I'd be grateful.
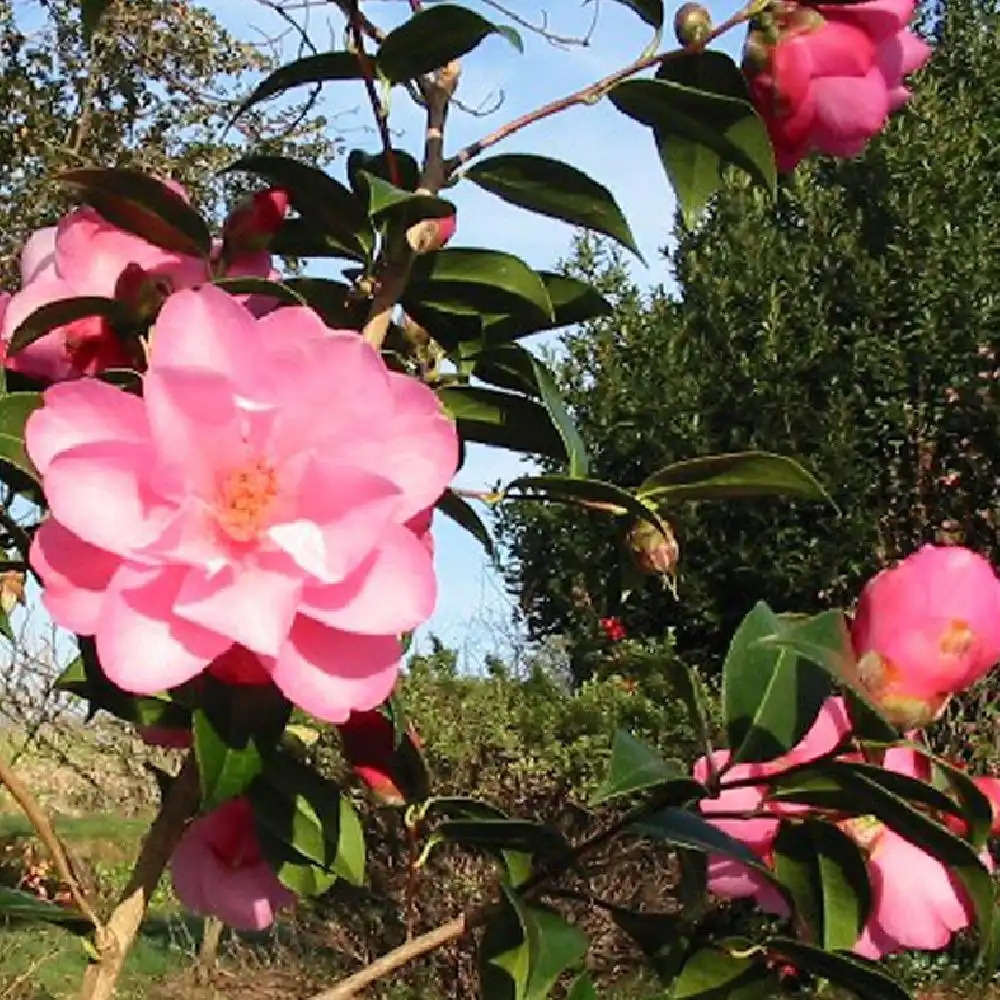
[222,188,291,253]
[405,213,457,254]
[338,710,426,807]
[674,2,713,46]
[627,518,680,578]
[114,263,173,324]
[0,569,24,615]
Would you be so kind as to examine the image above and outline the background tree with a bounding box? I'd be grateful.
[500,0,1000,679]
[0,0,339,284]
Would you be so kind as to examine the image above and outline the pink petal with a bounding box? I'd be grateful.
[44,440,165,556]
[266,616,401,723]
[802,22,877,77]
[26,378,148,477]
[707,857,789,916]
[810,71,890,153]
[21,227,57,284]
[170,828,211,915]
[54,207,206,298]
[31,519,120,635]
[299,525,437,634]
[173,558,303,657]
[268,459,403,585]
[96,562,229,693]
[817,0,916,43]
[875,30,932,85]
[207,860,294,931]
[2,278,83,381]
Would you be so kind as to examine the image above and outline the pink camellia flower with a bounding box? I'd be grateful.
[170,797,294,930]
[27,285,458,722]
[2,182,277,382]
[848,545,1000,728]
[222,188,291,254]
[744,0,932,171]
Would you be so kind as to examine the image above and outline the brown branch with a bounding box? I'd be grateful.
[78,753,201,1000]
[308,910,488,1000]
[478,0,599,48]
[443,7,756,176]
[0,755,103,932]
[348,0,399,186]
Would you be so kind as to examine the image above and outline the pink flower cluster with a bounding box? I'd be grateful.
[744,0,932,170]
[697,544,1000,957]
[697,698,1000,957]
[0,185,287,381]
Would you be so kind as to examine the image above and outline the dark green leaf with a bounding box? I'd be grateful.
[255,829,337,897]
[653,53,774,225]
[282,277,367,329]
[522,904,588,999]
[609,75,775,220]
[721,602,833,764]
[503,475,665,532]
[407,249,554,324]
[0,887,91,932]
[437,386,567,460]
[766,939,908,1000]
[437,489,496,562]
[348,149,422,195]
[566,972,598,1000]
[0,393,43,484]
[271,218,369,263]
[232,52,363,121]
[592,730,688,805]
[377,5,522,83]
[637,451,830,504]
[6,297,131,359]
[193,710,263,811]
[773,820,870,951]
[360,172,455,222]
[434,819,568,858]
[465,154,640,258]
[60,168,211,257]
[225,155,373,262]
[608,0,665,27]
[672,947,771,1000]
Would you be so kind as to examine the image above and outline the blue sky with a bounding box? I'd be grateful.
[213,0,744,660]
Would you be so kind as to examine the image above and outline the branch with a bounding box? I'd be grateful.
[307,910,487,1000]
[443,7,756,175]
[348,0,399,186]
[0,755,103,932]
[78,753,201,1000]
[478,0,599,48]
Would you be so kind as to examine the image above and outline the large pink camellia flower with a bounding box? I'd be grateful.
[849,545,1000,728]
[2,185,286,382]
[744,0,931,171]
[27,285,458,722]
[170,798,295,930]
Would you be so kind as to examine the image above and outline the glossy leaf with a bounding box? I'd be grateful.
[654,53,775,225]
[407,249,554,324]
[437,489,497,562]
[434,818,568,859]
[591,730,690,805]
[503,475,665,531]
[232,52,363,120]
[773,820,871,951]
[522,905,588,999]
[6,297,131,358]
[766,939,908,1000]
[377,4,522,83]
[721,602,832,764]
[225,155,373,262]
[437,386,567,460]
[0,392,43,483]
[608,0,665,27]
[348,148,422,195]
[60,168,211,257]
[255,829,338,897]
[193,710,263,811]
[360,172,455,222]
[672,947,770,1000]
[211,276,307,306]
[270,218,369,263]
[465,154,640,257]
[608,75,775,220]
[637,451,830,504]
[283,277,367,329]
[566,972,598,1000]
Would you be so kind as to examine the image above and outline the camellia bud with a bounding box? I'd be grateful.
[405,213,457,254]
[337,709,426,807]
[221,187,291,253]
[627,518,680,578]
[674,2,713,46]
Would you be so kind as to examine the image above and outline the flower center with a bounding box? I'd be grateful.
[216,457,278,542]
[940,619,974,658]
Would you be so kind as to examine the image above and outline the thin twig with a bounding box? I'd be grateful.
[0,755,104,932]
[478,0,599,48]
[348,0,399,185]
[443,6,756,175]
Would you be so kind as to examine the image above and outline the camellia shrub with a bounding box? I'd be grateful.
[2,1,996,999]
